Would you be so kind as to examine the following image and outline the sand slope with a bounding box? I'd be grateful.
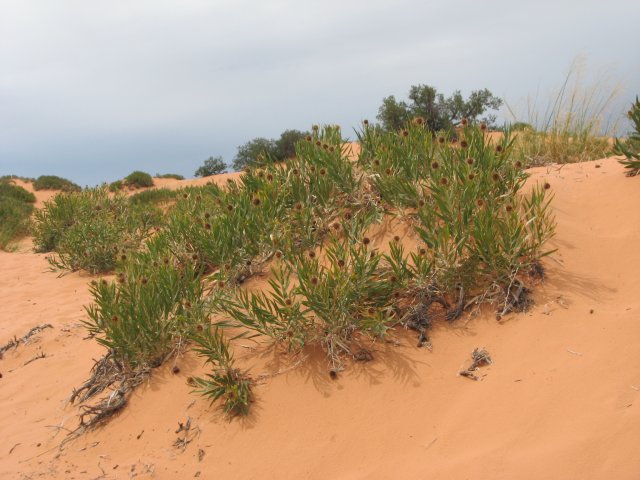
[1,157,639,479]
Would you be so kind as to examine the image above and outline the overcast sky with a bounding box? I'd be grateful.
[1,0,639,186]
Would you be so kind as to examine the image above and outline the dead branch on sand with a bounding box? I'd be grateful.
[0,324,53,357]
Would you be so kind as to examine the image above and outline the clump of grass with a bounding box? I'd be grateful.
[156,173,185,180]
[506,58,622,166]
[124,171,154,189]
[129,188,178,206]
[33,187,161,273]
[614,96,640,175]
[34,175,81,192]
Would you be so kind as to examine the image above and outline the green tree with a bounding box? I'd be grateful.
[377,84,502,132]
[195,156,227,177]
[275,129,309,160]
[232,138,277,171]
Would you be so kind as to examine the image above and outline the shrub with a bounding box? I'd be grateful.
[84,246,206,368]
[124,171,154,189]
[109,180,124,192]
[189,326,253,417]
[34,175,81,192]
[33,187,161,273]
[195,156,227,177]
[614,96,640,175]
[0,181,36,203]
[0,196,33,250]
[129,188,178,206]
[155,173,185,180]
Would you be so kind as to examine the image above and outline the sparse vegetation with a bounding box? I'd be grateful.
[129,188,178,206]
[33,175,81,192]
[156,173,185,180]
[507,59,622,166]
[614,96,640,175]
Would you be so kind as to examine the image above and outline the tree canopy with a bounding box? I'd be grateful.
[232,129,309,171]
[195,156,227,177]
[376,84,502,132]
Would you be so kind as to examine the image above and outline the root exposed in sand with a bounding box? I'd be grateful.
[0,323,53,357]
[68,351,150,438]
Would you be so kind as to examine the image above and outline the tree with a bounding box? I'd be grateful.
[275,129,309,160]
[195,156,227,177]
[377,84,503,132]
[232,138,278,171]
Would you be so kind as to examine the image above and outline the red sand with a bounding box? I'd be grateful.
[1,156,639,479]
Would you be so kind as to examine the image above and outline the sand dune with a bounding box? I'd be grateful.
[1,156,639,479]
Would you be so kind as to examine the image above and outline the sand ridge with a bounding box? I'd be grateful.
[1,156,639,479]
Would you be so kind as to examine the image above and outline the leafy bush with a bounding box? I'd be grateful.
[195,156,227,177]
[33,187,160,273]
[614,96,640,175]
[34,175,81,192]
[124,171,154,189]
[84,246,206,368]
[155,173,185,180]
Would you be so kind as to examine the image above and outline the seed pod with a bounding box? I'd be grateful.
[431,161,439,169]
[363,237,371,246]
[466,158,474,165]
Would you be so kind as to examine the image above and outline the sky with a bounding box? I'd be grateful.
[1,0,639,186]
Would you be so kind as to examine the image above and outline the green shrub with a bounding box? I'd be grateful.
[109,180,124,192]
[155,173,185,180]
[189,326,253,417]
[84,246,206,368]
[33,187,161,273]
[0,182,36,203]
[0,197,33,250]
[124,171,154,189]
[614,96,640,175]
[129,188,178,206]
[34,175,81,192]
